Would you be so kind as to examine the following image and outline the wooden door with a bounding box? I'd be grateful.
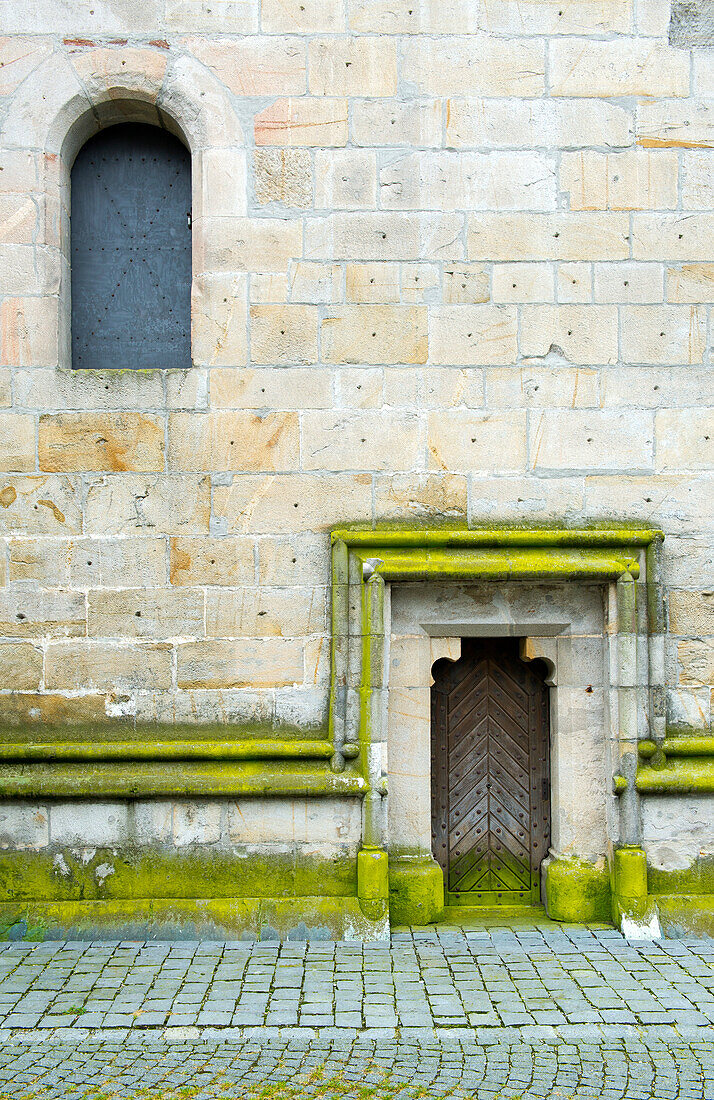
[431,638,550,906]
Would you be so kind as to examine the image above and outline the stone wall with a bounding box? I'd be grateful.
[0,0,713,924]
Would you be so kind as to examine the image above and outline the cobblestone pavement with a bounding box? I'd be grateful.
[0,925,712,1098]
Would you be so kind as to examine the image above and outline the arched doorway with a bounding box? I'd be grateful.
[431,638,551,907]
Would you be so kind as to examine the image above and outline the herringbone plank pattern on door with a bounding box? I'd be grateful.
[431,639,550,906]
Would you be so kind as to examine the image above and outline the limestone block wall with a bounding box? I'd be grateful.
[0,0,713,892]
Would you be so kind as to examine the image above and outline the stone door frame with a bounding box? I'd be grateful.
[328,526,665,924]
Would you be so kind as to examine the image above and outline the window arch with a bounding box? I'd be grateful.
[71,123,192,371]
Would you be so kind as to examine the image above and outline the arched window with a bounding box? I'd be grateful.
[71,123,191,371]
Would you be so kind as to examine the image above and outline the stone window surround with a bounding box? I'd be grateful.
[0,46,246,372]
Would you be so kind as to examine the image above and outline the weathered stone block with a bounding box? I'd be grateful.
[637,100,714,150]
[167,411,299,471]
[669,0,714,47]
[0,590,85,638]
[170,536,255,586]
[557,263,591,303]
[50,803,129,847]
[305,212,465,261]
[288,261,342,304]
[249,304,319,364]
[262,0,343,32]
[633,214,714,260]
[677,639,714,686]
[195,217,302,274]
[380,151,556,211]
[345,263,400,303]
[39,413,165,473]
[88,588,204,640]
[667,264,714,303]
[9,538,71,585]
[374,473,468,521]
[521,305,618,364]
[84,474,211,535]
[212,473,373,533]
[254,97,348,146]
[620,305,706,364]
[655,409,714,471]
[166,0,257,31]
[205,586,326,636]
[0,297,59,367]
[530,410,654,473]
[210,366,331,408]
[0,475,82,535]
[189,35,306,95]
[316,149,376,209]
[335,367,382,408]
[0,803,48,850]
[468,212,630,262]
[45,640,172,690]
[321,305,427,364]
[402,36,545,95]
[352,99,442,147]
[0,412,35,472]
[443,265,490,304]
[486,0,632,33]
[486,366,598,409]
[429,305,517,365]
[172,802,222,847]
[560,150,678,211]
[176,638,304,688]
[70,538,167,589]
[446,97,633,149]
[301,411,422,470]
[192,272,248,366]
[0,642,43,690]
[595,262,664,303]
[254,148,312,208]
[308,36,397,96]
[492,264,553,304]
[550,39,689,97]
[669,590,714,636]
[428,411,527,473]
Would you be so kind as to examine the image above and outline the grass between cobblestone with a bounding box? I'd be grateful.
[1,1066,435,1100]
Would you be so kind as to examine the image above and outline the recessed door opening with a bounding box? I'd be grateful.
[431,638,551,907]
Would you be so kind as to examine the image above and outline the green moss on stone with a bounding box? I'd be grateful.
[0,848,357,903]
[0,895,388,943]
[388,856,444,926]
[648,854,714,897]
[544,857,611,923]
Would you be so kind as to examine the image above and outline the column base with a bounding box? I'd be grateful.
[388,855,444,925]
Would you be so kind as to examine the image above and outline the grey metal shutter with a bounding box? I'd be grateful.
[71,123,191,371]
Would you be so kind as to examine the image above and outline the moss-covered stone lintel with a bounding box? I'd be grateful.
[331,525,663,548]
[345,546,641,582]
[0,761,367,800]
[0,895,389,943]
